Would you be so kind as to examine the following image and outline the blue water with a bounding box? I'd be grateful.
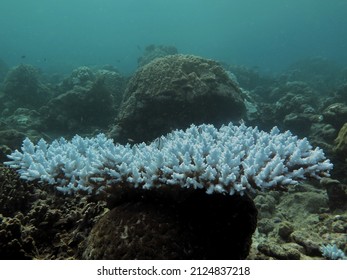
[1,0,346,74]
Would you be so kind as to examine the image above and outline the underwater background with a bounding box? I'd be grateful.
[1,0,347,74]
[0,0,347,260]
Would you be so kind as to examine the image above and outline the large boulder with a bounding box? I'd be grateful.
[113,54,246,143]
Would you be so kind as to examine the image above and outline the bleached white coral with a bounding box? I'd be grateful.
[4,122,333,195]
[320,244,346,260]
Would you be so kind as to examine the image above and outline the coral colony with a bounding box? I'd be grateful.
[320,244,347,260]
[5,122,333,195]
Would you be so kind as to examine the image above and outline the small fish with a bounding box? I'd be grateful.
[21,55,26,59]
[127,138,135,143]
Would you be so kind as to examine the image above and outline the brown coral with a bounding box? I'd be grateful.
[113,54,246,143]
[0,164,107,259]
[81,188,257,260]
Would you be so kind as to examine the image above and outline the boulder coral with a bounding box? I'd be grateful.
[114,54,246,143]
[2,64,51,109]
[81,189,257,260]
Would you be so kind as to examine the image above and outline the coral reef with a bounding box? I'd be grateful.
[95,69,127,110]
[0,164,106,259]
[1,54,347,260]
[0,129,27,151]
[0,163,257,260]
[272,82,319,129]
[285,57,345,94]
[5,119,333,260]
[0,109,43,157]
[114,54,246,143]
[60,66,95,92]
[5,108,42,131]
[37,66,126,135]
[323,103,347,130]
[310,123,336,145]
[249,183,347,260]
[2,64,52,109]
[249,80,325,135]
[0,65,126,149]
[40,78,115,134]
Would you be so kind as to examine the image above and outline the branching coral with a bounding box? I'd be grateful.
[321,244,346,260]
[5,123,333,195]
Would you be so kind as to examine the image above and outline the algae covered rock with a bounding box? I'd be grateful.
[272,82,318,119]
[5,108,42,131]
[39,66,126,135]
[0,164,107,260]
[323,103,347,129]
[60,66,96,92]
[95,69,127,110]
[114,54,246,142]
[40,77,116,134]
[333,122,347,157]
[39,66,127,134]
[0,129,26,150]
[3,64,52,109]
[286,57,344,94]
